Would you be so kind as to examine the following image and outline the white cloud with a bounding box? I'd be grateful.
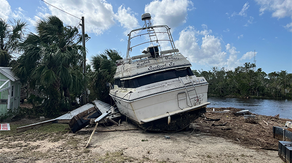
[230,2,250,17]
[226,44,231,51]
[228,2,253,26]
[145,0,193,28]
[240,51,256,60]
[115,5,139,35]
[36,1,141,36]
[239,2,250,17]
[0,2,36,36]
[40,0,116,35]
[175,26,199,63]
[226,43,241,69]
[175,26,226,67]
[175,26,255,70]
[196,24,212,35]
[256,0,292,18]
[230,12,237,17]
[255,0,292,32]
[244,16,254,26]
[284,22,292,32]
[223,28,230,32]
[201,35,226,67]
[10,7,29,21]
[0,0,10,21]
[238,34,243,39]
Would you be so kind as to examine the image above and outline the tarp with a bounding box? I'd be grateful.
[0,123,10,131]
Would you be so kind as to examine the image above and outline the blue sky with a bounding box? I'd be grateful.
[1,0,292,73]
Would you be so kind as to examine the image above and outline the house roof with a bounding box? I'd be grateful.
[0,67,19,82]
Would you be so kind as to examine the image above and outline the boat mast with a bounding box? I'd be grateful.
[142,13,160,57]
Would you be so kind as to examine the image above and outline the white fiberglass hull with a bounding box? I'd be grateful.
[110,77,209,124]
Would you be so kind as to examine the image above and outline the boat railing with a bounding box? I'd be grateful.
[126,25,177,59]
[160,49,179,55]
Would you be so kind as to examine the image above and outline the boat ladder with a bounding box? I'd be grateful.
[177,76,199,109]
[147,28,159,45]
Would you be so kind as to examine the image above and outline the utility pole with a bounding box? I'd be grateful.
[81,16,87,104]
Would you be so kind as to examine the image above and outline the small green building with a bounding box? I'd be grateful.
[0,67,21,116]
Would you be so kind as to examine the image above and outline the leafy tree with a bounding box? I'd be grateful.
[194,62,292,100]
[12,16,86,117]
[89,49,122,103]
[0,19,26,66]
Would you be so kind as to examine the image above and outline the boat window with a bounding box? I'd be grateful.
[114,79,121,87]
[115,67,193,88]
[121,81,126,88]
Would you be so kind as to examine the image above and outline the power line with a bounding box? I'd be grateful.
[41,0,81,20]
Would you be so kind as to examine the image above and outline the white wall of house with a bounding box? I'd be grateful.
[0,67,21,116]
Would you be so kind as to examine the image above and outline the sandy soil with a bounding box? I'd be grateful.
[0,107,286,163]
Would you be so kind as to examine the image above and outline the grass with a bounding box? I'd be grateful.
[31,123,69,133]
[0,122,69,141]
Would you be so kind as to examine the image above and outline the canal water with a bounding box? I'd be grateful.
[207,97,292,119]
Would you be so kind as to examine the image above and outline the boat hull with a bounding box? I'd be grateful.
[110,81,209,126]
[138,106,206,131]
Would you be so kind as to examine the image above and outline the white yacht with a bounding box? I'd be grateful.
[109,13,210,131]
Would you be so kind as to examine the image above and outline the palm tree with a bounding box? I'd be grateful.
[0,19,26,66]
[13,16,86,117]
[89,49,122,103]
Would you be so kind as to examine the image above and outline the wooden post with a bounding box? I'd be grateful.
[85,122,98,148]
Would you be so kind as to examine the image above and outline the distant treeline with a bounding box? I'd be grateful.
[193,62,292,100]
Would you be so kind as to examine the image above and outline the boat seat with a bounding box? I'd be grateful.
[148,46,159,58]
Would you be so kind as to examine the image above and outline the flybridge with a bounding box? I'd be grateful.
[116,48,180,65]
[114,53,191,79]
[123,13,178,61]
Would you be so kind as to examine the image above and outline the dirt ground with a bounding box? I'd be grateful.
[0,107,288,163]
[194,107,289,150]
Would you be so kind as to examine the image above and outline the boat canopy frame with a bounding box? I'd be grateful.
[126,25,177,59]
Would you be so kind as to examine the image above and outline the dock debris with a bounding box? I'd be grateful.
[85,122,99,148]
[16,100,121,133]
[285,121,292,128]
[244,115,257,124]
[211,122,228,126]
[210,108,230,114]
[164,135,170,139]
[278,141,292,163]
[274,122,292,162]
[234,110,250,116]
[273,126,292,142]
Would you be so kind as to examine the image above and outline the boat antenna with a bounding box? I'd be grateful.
[142,13,152,28]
